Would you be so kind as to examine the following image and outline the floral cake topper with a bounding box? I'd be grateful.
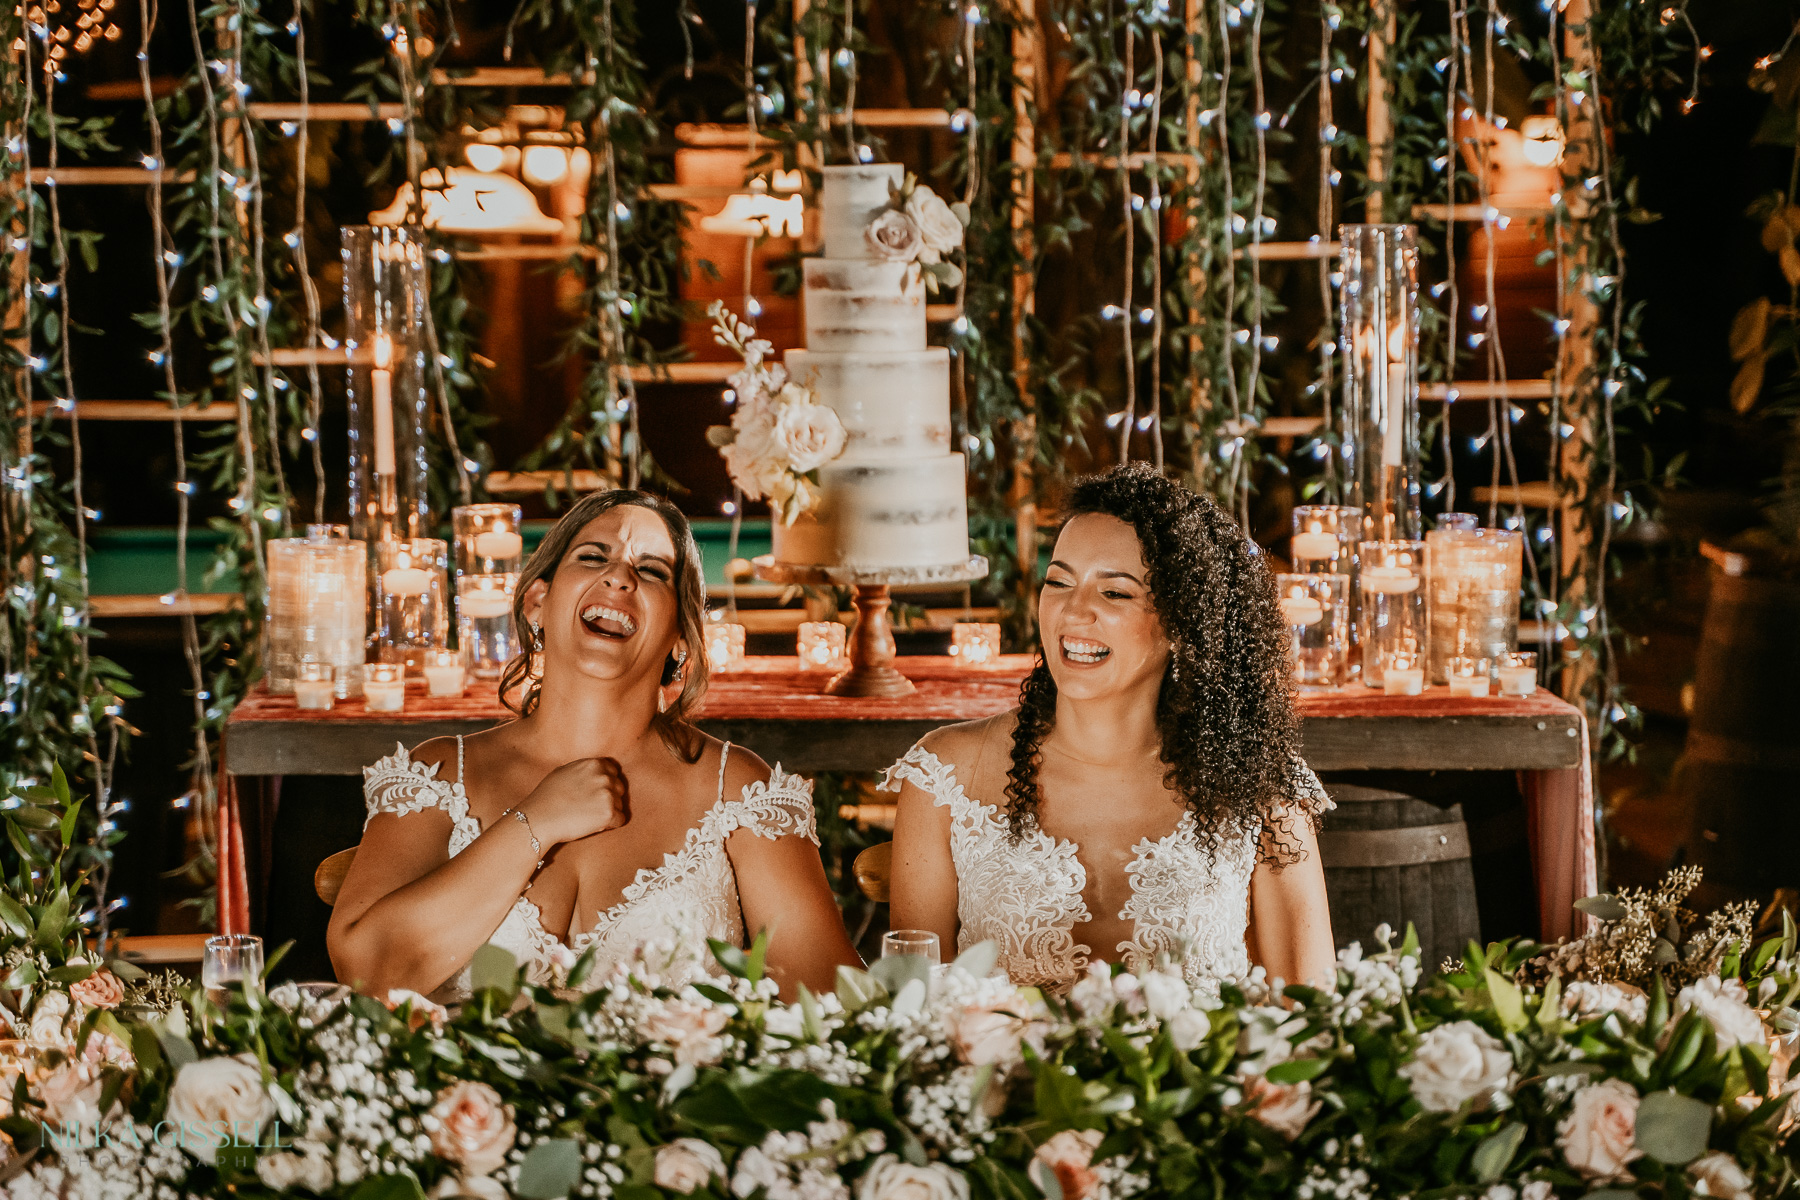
[706,301,847,526]
[863,173,969,294]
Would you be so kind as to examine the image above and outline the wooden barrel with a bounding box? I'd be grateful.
[1682,565,1800,907]
[1318,783,1480,972]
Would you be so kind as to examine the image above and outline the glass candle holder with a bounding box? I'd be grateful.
[950,623,1003,666]
[1359,540,1427,690]
[1437,512,1480,532]
[1498,650,1539,697]
[293,660,336,711]
[266,527,366,698]
[1447,654,1493,697]
[423,649,466,698]
[1339,223,1422,543]
[1289,505,1360,576]
[1425,526,1524,684]
[1381,652,1425,696]
[1276,573,1351,690]
[797,621,847,671]
[453,503,525,579]
[375,537,448,675]
[703,620,747,672]
[457,573,517,680]
[345,226,431,553]
[364,662,406,712]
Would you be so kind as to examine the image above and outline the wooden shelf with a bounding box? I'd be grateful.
[834,109,959,129]
[1262,416,1325,437]
[1412,203,1553,223]
[246,102,406,122]
[91,593,241,618]
[484,469,612,496]
[28,167,193,185]
[453,244,595,261]
[1236,241,1340,261]
[1422,379,1556,402]
[1471,481,1564,509]
[30,400,239,421]
[1046,151,1204,170]
[431,67,574,88]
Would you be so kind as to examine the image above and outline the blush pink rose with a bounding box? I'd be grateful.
[69,969,124,1011]
[428,1081,517,1177]
[642,1000,730,1067]
[1557,1078,1643,1182]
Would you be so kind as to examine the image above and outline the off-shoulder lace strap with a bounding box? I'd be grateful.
[362,743,479,852]
[711,762,819,845]
[881,744,987,827]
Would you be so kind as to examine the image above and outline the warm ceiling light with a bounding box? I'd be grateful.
[369,167,563,235]
[464,143,504,173]
[1521,115,1564,167]
[521,145,570,187]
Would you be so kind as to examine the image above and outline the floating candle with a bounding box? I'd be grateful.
[473,530,523,561]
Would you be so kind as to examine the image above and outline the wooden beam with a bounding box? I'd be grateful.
[1422,379,1555,401]
[1236,240,1340,261]
[90,594,241,618]
[1412,202,1553,223]
[1471,481,1565,509]
[430,68,574,88]
[28,167,192,185]
[831,109,958,129]
[452,244,596,261]
[1046,150,1203,170]
[1011,0,1040,591]
[1261,416,1325,437]
[246,102,407,122]
[484,469,613,496]
[1366,0,1395,220]
[29,400,239,421]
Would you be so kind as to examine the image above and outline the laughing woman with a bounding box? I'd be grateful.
[887,464,1335,995]
[328,490,861,1003]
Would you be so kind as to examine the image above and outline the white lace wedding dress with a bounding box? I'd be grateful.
[883,744,1331,995]
[361,737,818,1004]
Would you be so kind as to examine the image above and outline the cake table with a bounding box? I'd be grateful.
[753,553,988,698]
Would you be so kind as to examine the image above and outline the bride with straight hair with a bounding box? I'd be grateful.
[888,463,1335,994]
[328,490,861,1002]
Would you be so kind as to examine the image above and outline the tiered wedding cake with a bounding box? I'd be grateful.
[771,164,971,572]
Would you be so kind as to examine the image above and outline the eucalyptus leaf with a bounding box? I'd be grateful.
[835,965,885,1011]
[470,943,520,995]
[953,940,999,980]
[1471,1123,1526,1183]
[870,952,931,998]
[1573,895,1629,923]
[1634,1090,1713,1164]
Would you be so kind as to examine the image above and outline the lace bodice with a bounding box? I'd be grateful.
[361,738,818,1004]
[883,745,1330,995]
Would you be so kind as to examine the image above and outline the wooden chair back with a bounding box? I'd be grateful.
[314,848,357,907]
[852,841,892,904]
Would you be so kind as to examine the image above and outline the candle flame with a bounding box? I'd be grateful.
[373,335,392,370]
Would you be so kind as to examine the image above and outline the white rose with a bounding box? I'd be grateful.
[36,1060,108,1126]
[1520,1181,1554,1200]
[770,393,846,475]
[1398,1020,1514,1113]
[28,992,71,1049]
[1557,1077,1643,1182]
[1068,963,1115,1020]
[1677,977,1767,1054]
[1168,1008,1211,1052]
[858,1154,969,1200]
[431,1175,510,1200]
[865,210,924,262]
[1140,971,1191,1022]
[164,1054,277,1164]
[731,1146,782,1199]
[1562,980,1648,1026]
[258,1150,336,1193]
[656,1139,727,1194]
[643,999,731,1067]
[1237,1007,1298,1072]
[1243,1075,1320,1141]
[1689,1152,1755,1200]
[947,992,1042,1068]
[904,186,965,257]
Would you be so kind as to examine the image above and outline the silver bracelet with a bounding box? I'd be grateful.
[499,806,544,871]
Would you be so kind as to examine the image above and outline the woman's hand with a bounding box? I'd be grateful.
[519,757,631,846]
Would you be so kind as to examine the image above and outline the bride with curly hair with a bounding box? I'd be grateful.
[887,463,1335,993]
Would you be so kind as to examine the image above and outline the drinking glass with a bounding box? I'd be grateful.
[880,929,941,965]
[202,934,264,1006]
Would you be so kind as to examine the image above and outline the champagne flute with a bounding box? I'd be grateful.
[202,934,264,1007]
[880,929,941,965]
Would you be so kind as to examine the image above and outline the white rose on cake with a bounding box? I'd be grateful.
[905,185,965,260]
[770,386,847,474]
[866,209,925,261]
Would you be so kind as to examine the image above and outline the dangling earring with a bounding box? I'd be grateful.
[527,621,545,681]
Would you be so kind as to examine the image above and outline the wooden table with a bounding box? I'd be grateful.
[221,657,1594,950]
[224,655,1585,775]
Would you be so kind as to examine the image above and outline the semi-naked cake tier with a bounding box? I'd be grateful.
[773,162,973,575]
[772,456,970,571]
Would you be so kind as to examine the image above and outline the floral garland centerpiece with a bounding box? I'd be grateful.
[863,174,969,294]
[705,301,847,526]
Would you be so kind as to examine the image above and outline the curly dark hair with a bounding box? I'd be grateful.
[1003,463,1316,866]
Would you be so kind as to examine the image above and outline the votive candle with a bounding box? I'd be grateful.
[364,663,406,712]
[704,620,747,672]
[423,650,465,698]
[1447,656,1491,697]
[1383,658,1425,696]
[293,660,336,711]
[1498,650,1538,697]
[950,623,1002,666]
[797,621,846,670]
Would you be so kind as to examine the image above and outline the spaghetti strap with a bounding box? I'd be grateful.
[716,740,733,805]
[456,735,465,786]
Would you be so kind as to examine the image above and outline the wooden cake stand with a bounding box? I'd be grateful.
[753,555,989,698]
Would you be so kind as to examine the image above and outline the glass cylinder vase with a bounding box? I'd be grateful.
[266,526,367,698]
[343,226,431,559]
[457,573,517,680]
[1276,573,1351,690]
[1358,540,1427,690]
[375,537,449,675]
[1289,505,1361,576]
[452,503,525,579]
[1338,224,1422,543]
[1425,526,1524,684]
